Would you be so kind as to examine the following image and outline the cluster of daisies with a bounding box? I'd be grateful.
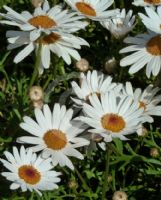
[1,70,161,195]
[1,0,161,197]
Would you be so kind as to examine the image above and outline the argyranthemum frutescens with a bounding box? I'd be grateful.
[17,104,89,170]
[71,70,122,106]
[0,0,88,41]
[6,30,89,74]
[122,82,161,123]
[120,31,161,78]
[0,146,61,196]
[101,9,136,39]
[78,91,148,142]
[139,6,161,35]
[64,0,119,21]
[132,0,161,7]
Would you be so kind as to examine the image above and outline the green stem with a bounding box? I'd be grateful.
[74,166,91,192]
[101,145,111,200]
[43,74,52,90]
[29,44,42,88]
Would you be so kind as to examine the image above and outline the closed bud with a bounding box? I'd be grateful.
[75,58,89,72]
[104,57,117,74]
[112,191,128,200]
[29,86,44,102]
[137,126,148,137]
[32,99,44,109]
[68,180,78,189]
[150,148,160,158]
[32,0,44,8]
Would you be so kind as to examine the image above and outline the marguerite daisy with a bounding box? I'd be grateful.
[0,0,88,41]
[71,70,122,106]
[101,9,136,39]
[0,146,61,196]
[6,30,89,73]
[78,91,146,142]
[132,0,161,7]
[17,104,89,170]
[120,31,161,78]
[122,82,161,123]
[139,6,161,34]
[65,0,119,21]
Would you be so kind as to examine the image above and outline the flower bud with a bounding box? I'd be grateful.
[68,180,78,189]
[32,0,44,8]
[75,58,89,72]
[29,86,44,102]
[137,126,148,137]
[150,148,160,158]
[112,191,128,200]
[104,57,117,74]
[32,99,44,109]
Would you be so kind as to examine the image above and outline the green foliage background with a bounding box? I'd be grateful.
[0,0,161,199]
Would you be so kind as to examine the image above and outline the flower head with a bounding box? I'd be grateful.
[65,0,119,22]
[101,9,136,39]
[7,30,89,73]
[133,0,161,7]
[122,82,161,123]
[0,146,61,196]
[139,6,161,35]
[71,70,122,106]
[0,0,88,41]
[79,91,145,142]
[17,104,89,170]
[120,31,161,78]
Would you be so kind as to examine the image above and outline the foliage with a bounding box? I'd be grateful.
[0,0,161,200]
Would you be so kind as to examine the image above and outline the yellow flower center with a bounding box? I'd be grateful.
[144,0,161,4]
[36,33,61,44]
[76,2,96,16]
[146,35,161,56]
[101,113,125,133]
[18,165,41,185]
[28,15,56,29]
[139,101,146,110]
[43,129,67,150]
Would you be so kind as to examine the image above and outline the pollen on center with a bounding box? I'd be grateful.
[43,129,67,150]
[28,15,56,29]
[76,2,96,16]
[18,165,41,185]
[101,113,125,133]
[146,35,161,56]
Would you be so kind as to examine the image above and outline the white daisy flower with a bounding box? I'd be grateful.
[78,91,146,142]
[0,0,88,41]
[7,30,89,74]
[0,146,61,196]
[101,9,136,39]
[71,70,122,106]
[139,6,161,34]
[17,104,89,170]
[120,31,161,78]
[65,0,119,21]
[132,0,161,7]
[122,82,161,123]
